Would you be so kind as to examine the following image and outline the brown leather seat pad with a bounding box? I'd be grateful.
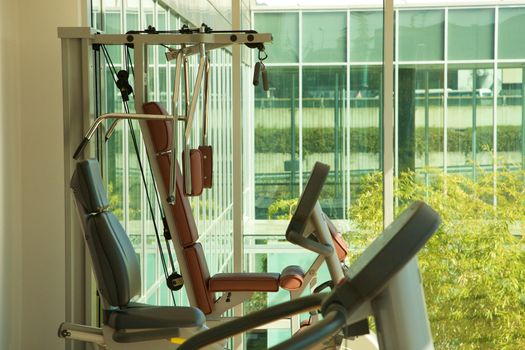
[208,273,280,292]
[326,219,349,262]
[183,244,215,315]
[143,102,200,247]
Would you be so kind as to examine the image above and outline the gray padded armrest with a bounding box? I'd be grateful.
[107,305,205,330]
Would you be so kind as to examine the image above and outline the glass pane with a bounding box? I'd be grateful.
[348,66,383,228]
[397,65,445,185]
[448,9,494,60]
[145,252,157,290]
[302,12,346,63]
[254,13,299,63]
[127,123,142,235]
[103,0,121,34]
[398,10,444,61]
[350,11,383,62]
[302,66,346,217]
[497,65,524,168]
[92,0,102,30]
[106,123,125,222]
[254,67,299,219]
[447,65,494,178]
[499,8,525,59]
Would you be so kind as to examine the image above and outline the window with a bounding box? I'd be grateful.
[398,10,444,61]
[350,11,383,62]
[448,9,494,60]
[302,12,346,63]
[499,8,525,59]
[254,13,299,63]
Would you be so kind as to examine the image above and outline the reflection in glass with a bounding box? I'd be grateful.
[398,10,444,61]
[397,66,444,185]
[349,66,382,208]
[254,67,299,219]
[497,65,525,168]
[499,8,525,59]
[448,9,494,60]
[447,65,494,179]
[254,13,299,63]
[350,11,383,62]
[302,66,346,217]
[302,12,346,63]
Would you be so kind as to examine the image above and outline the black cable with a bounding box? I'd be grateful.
[126,109,171,282]
[102,44,177,305]
[178,294,326,350]
[125,45,177,275]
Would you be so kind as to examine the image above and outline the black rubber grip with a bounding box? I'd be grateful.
[253,61,261,86]
[73,137,89,160]
[261,63,269,91]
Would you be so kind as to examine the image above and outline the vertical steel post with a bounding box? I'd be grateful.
[232,0,244,349]
[373,2,435,349]
[59,27,96,350]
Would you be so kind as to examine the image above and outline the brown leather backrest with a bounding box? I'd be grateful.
[184,243,215,314]
[143,102,199,247]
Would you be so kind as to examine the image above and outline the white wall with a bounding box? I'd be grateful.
[0,0,84,349]
[18,0,84,348]
[0,0,22,349]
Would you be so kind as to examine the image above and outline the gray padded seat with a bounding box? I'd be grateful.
[70,159,204,336]
[106,305,205,330]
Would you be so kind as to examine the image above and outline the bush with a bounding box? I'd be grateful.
[348,169,525,349]
[267,198,298,219]
[255,125,523,155]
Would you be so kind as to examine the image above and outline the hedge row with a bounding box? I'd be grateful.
[255,126,523,154]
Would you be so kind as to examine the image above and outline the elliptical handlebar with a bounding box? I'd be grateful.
[286,230,334,256]
[285,162,331,252]
[177,294,326,350]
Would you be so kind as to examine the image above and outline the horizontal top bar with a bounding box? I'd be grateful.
[58,27,272,46]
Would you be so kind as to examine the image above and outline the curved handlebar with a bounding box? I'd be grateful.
[178,294,326,350]
[268,310,346,350]
[286,230,334,256]
[72,113,172,160]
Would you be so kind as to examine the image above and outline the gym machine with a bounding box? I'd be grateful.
[178,201,441,350]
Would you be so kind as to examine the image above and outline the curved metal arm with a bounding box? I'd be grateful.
[73,113,172,159]
[286,230,334,257]
[178,294,325,350]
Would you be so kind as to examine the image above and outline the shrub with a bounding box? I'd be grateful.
[255,125,523,155]
[348,169,525,349]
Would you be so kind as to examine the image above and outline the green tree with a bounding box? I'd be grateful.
[348,169,525,349]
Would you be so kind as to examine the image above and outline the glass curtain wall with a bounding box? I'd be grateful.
[92,0,235,307]
[254,4,525,349]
